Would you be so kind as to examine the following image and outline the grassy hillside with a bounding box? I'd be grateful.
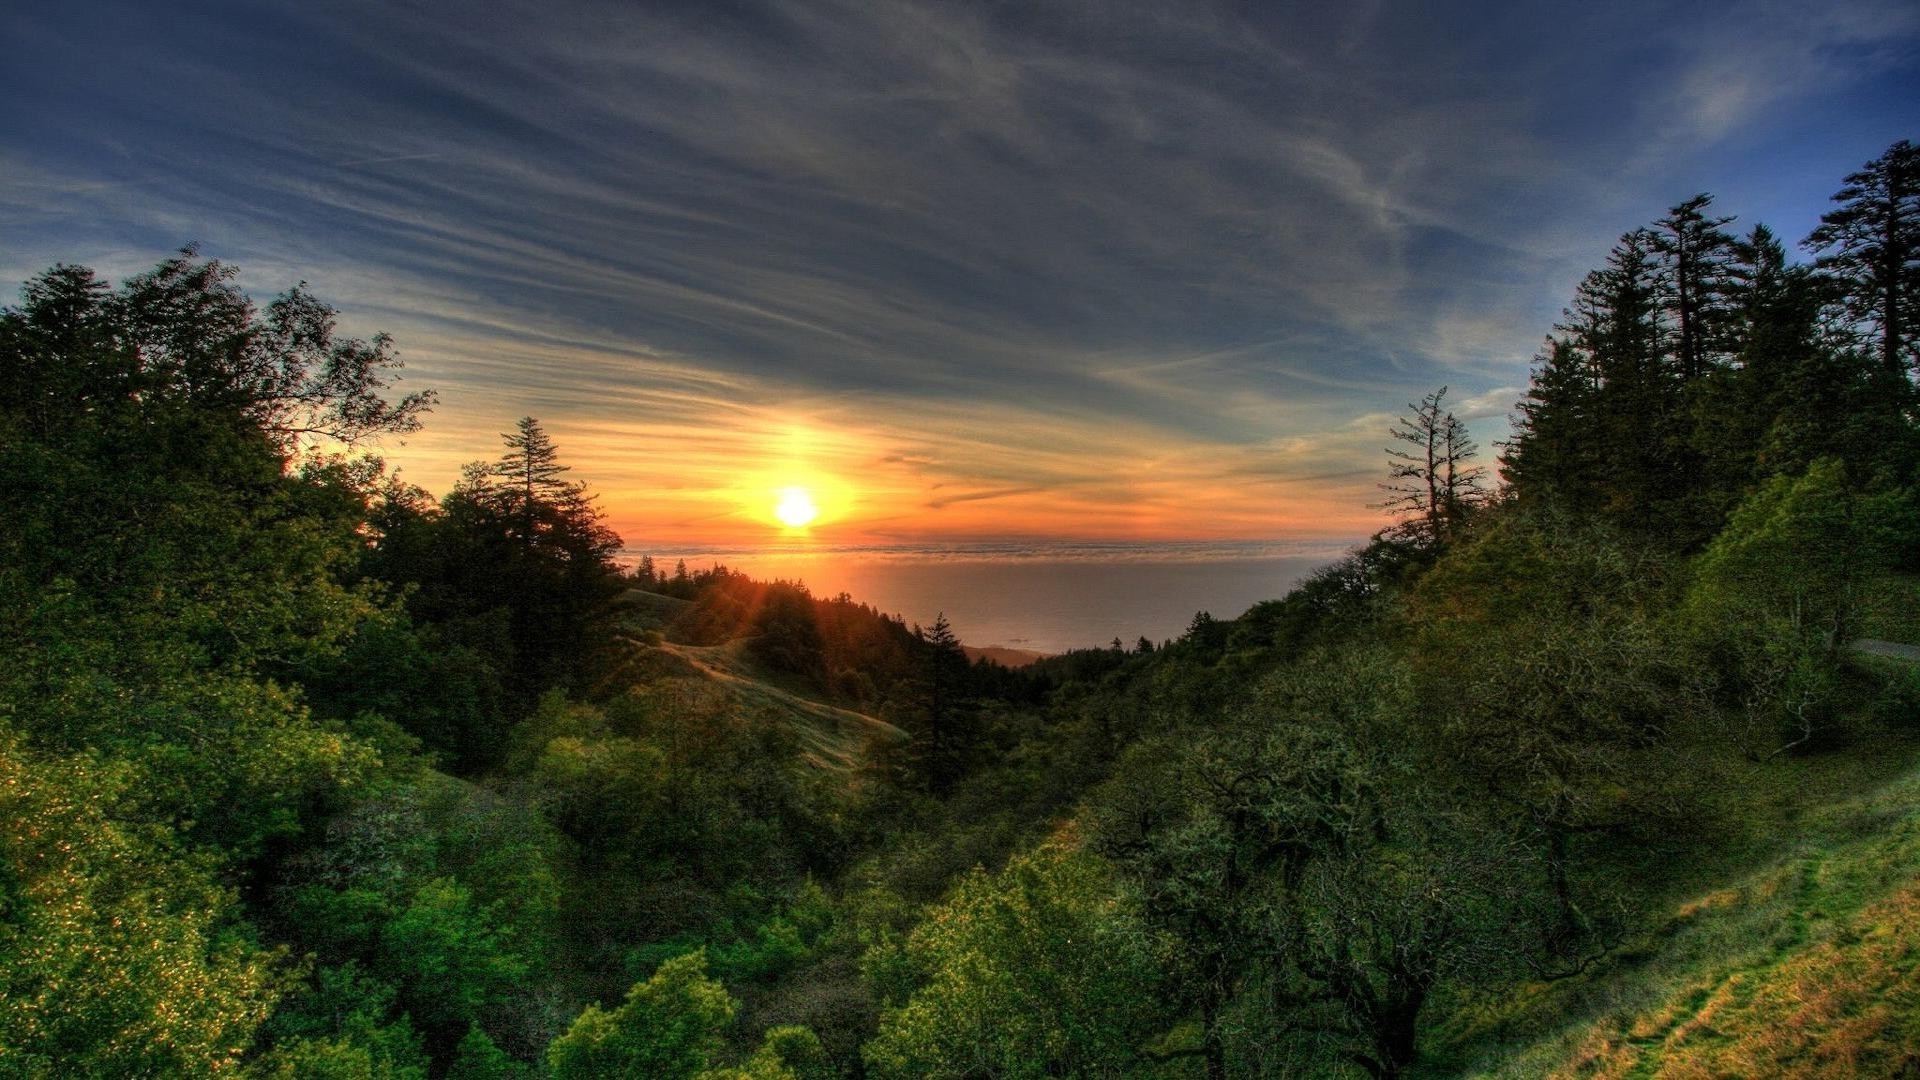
[1432,736,1920,1078]
[647,637,905,772]
[609,589,906,773]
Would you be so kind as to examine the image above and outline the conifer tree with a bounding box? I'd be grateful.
[1504,338,1600,501]
[496,416,572,505]
[1505,230,1704,536]
[1805,139,1920,380]
[1648,194,1738,382]
[917,613,975,795]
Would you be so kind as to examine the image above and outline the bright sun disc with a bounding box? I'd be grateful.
[775,487,818,528]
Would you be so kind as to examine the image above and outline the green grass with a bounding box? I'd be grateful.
[611,593,906,774]
[616,588,693,635]
[1426,739,1920,1079]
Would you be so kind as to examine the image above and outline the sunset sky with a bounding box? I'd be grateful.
[5,1,1917,546]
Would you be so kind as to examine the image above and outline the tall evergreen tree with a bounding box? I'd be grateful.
[1504,337,1601,502]
[1504,229,1717,538]
[918,613,976,795]
[1805,139,1920,380]
[1688,225,1821,497]
[497,416,570,499]
[1648,194,1738,382]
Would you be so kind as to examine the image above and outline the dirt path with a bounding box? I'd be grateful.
[1852,638,1920,663]
[627,638,905,770]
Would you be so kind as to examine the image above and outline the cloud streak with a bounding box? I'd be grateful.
[2,0,1915,542]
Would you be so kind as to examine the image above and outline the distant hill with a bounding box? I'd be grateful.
[962,644,1052,668]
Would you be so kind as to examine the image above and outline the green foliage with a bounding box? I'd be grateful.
[1679,461,1918,757]
[1690,460,1913,650]
[255,1032,430,1080]
[255,963,430,1079]
[696,1025,830,1080]
[448,1024,522,1080]
[531,734,669,854]
[864,845,1166,1080]
[378,877,529,1038]
[0,737,286,1077]
[547,951,736,1080]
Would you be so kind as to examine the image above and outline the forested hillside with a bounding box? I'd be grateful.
[1,141,1917,1078]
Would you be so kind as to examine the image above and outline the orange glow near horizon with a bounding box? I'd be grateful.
[370,384,1402,549]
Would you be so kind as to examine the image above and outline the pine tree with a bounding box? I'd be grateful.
[1502,228,1702,533]
[912,613,976,795]
[497,416,570,500]
[1504,337,1601,502]
[1648,194,1738,382]
[429,417,624,705]
[1805,139,1920,380]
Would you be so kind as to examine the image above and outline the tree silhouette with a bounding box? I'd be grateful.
[1378,386,1485,546]
[1648,194,1738,382]
[1805,139,1920,380]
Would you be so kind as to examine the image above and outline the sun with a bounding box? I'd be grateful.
[774,486,818,529]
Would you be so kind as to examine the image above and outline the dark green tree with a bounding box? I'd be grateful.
[0,248,432,450]
[1648,193,1738,382]
[918,613,978,795]
[1805,139,1920,380]
[373,418,624,722]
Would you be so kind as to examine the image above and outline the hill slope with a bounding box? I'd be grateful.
[650,637,905,772]
[1441,746,1920,1078]
[610,590,905,773]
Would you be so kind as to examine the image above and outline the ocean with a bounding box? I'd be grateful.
[620,540,1357,654]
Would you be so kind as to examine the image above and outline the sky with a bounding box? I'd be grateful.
[4,0,1917,546]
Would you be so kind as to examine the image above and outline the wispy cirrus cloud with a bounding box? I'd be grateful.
[2,0,1914,542]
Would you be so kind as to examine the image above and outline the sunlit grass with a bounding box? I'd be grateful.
[1433,743,1920,1078]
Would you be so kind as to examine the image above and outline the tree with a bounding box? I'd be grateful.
[889,614,979,796]
[1378,386,1485,546]
[0,736,287,1076]
[1689,459,1913,655]
[447,1024,519,1079]
[1504,337,1601,500]
[1408,509,1685,954]
[0,249,433,450]
[1090,646,1522,1080]
[377,878,529,1048]
[1648,193,1738,382]
[1695,226,1823,486]
[863,846,1166,1079]
[485,417,599,554]
[1805,139,1920,380]
[1503,226,1736,541]
[403,418,624,705]
[546,952,735,1080]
